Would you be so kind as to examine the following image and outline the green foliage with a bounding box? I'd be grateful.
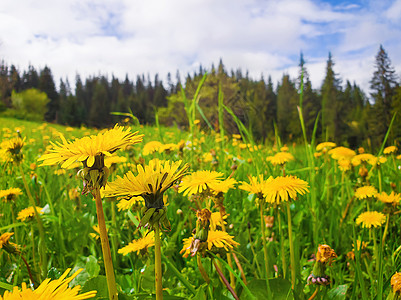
[8,88,49,120]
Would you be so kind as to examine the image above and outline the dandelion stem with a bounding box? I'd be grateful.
[197,254,210,284]
[277,207,287,279]
[232,252,247,285]
[154,224,163,300]
[94,189,118,300]
[20,253,36,288]
[382,213,390,245]
[259,200,272,298]
[10,205,18,244]
[372,228,379,273]
[218,207,236,288]
[308,286,320,300]
[213,259,240,300]
[19,164,47,279]
[286,202,296,290]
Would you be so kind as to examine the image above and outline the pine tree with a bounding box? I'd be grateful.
[298,53,320,139]
[39,66,59,122]
[321,53,342,141]
[370,45,398,146]
[277,74,299,141]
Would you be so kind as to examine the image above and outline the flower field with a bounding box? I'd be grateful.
[1,115,401,299]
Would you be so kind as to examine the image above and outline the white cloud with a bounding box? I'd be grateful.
[0,0,400,94]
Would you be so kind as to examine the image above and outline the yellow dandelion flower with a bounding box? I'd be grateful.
[0,232,14,249]
[232,134,241,140]
[384,146,397,155]
[104,155,127,168]
[314,152,322,158]
[280,146,289,152]
[263,176,309,205]
[116,196,144,211]
[328,147,356,160]
[0,137,25,164]
[338,158,351,172]
[239,175,266,197]
[38,125,143,169]
[391,272,401,294]
[0,268,96,300]
[105,159,188,207]
[178,170,224,197]
[210,212,227,230]
[159,143,179,153]
[377,191,401,204]
[17,206,44,222]
[118,231,155,256]
[90,225,108,240]
[203,152,214,163]
[266,152,294,166]
[142,141,163,156]
[356,211,386,228]
[351,153,377,166]
[208,178,237,194]
[180,230,239,258]
[354,186,378,200]
[316,142,336,152]
[0,188,22,202]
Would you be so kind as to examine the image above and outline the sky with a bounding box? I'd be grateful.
[1,0,401,95]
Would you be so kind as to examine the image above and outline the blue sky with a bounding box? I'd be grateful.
[0,0,400,94]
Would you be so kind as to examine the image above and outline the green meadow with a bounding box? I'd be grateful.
[1,110,401,300]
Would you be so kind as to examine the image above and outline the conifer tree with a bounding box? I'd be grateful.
[370,45,398,146]
[39,66,59,122]
[321,53,342,141]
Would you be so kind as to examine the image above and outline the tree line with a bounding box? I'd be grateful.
[0,45,400,149]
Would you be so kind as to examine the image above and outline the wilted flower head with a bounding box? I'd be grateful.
[316,244,337,265]
[307,244,337,286]
[391,272,401,295]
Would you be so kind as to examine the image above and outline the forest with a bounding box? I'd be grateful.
[0,45,400,149]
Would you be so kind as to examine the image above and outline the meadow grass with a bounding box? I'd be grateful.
[1,115,401,299]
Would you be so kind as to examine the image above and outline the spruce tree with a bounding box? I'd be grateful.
[39,66,59,122]
[321,53,342,141]
[370,45,398,146]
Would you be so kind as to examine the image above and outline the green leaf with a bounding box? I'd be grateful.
[81,275,109,299]
[241,279,293,300]
[85,255,100,277]
[0,281,14,291]
[190,284,207,300]
[140,264,156,293]
[327,285,349,300]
